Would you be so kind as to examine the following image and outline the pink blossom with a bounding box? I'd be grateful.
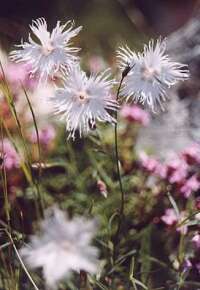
[97,180,108,198]
[161,208,178,226]
[182,143,200,165]
[166,157,188,184]
[154,163,167,179]
[139,152,159,172]
[139,152,167,178]
[5,63,28,87]
[30,125,56,146]
[121,105,150,126]
[195,262,200,273]
[161,209,188,234]
[0,138,20,170]
[183,259,192,272]
[192,234,200,248]
[180,175,200,198]
[88,56,106,73]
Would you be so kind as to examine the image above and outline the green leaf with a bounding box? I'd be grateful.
[139,225,152,285]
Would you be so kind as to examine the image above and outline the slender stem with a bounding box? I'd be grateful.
[115,76,125,216]
[3,229,40,290]
[21,84,42,177]
[0,118,10,226]
[0,63,32,167]
[113,75,125,260]
[21,84,45,216]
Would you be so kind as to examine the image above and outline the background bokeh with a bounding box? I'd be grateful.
[0,0,198,52]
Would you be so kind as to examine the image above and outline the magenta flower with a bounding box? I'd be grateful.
[154,163,167,179]
[166,157,188,184]
[0,139,20,170]
[161,209,188,235]
[195,262,200,274]
[139,152,159,172]
[180,175,200,198]
[5,63,28,86]
[192,233,200,248]
[121,104,150,126]
[139,152,167,178]
[30,125,56,146]
[182,143,200,165]
[183,259,192,272]
[161,209,177,226]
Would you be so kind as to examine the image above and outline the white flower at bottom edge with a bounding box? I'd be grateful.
[20,207,99,289]
[50,65,118,139]
[9,18,82,82]
[117,39,189,112]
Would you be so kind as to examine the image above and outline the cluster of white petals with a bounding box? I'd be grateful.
[117,39,189,111]
[20,207,98,288]
[9,18,190,139]
[50,66,118,139]
[10,18,82,82]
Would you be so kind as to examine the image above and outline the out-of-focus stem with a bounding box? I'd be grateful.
[0,118,10,226]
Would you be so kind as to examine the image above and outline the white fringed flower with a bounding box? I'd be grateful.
[10,18,82,82]
[51,65,118,139]
[117,39,189,111]
[20,207,98,288]
[117,45,137,71]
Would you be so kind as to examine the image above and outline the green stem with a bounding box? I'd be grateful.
[4,229,40,290]
[0,63,43,219]
[0,119,10,227]
[113,75,125,260]
[115,77,125,214]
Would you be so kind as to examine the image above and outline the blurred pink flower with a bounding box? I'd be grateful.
[195,262,200,274]
[5,63,28,86]
[139,152,166,178]
[30,125,56,146]
[97,180,108,198]
[88,56,106,73]
[180,175,200,198]
[0,138,20,170]
[182,143,200,165]
[121,105,150,126]
[161,209,188,234]
[166,157,188,184]
[1,62,38,92]
[183,259,192,272]
[192,233,200,248]
[139,152,159,172]
[161,208,177,226]
[154,163,167,179]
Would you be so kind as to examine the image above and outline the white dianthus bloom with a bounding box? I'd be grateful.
[117,45,137,71]
[20,207,99,288]
[117,39,189,111]
[10,18,82,82]
[50,65,118,139]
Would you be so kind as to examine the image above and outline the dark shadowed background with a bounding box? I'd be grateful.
[0,0,199,55]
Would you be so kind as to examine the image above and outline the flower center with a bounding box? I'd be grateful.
[75,91,90,104]
[62,241,72,251]
[141,66,157,81]
[42,42,54,56]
